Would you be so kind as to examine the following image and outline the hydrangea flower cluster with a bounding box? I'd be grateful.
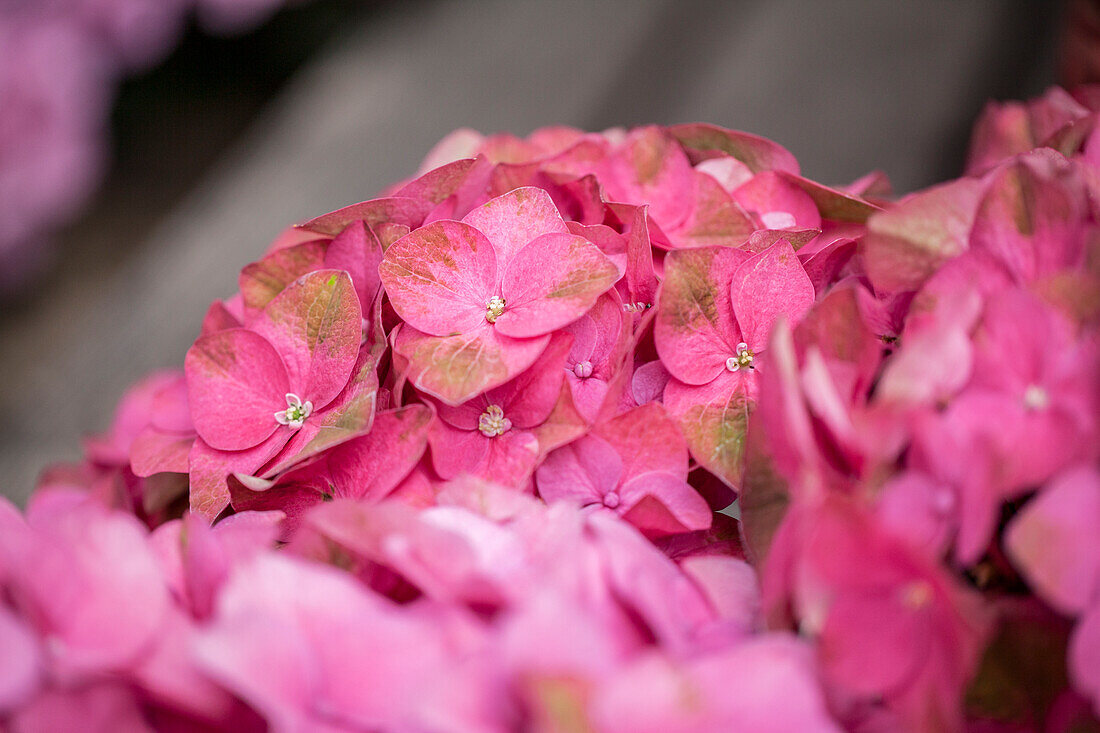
[3,89,1100,731]
[0,0,302,287]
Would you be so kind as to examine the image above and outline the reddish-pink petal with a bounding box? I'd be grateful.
[461,186,569,274]
[654,246,750,385]
[185,328,288,451]
[536,435,623,506]
[497,233,619,338]
[730,239,815,353]
[379,220,498,336]
[251,269,361,409]
[393,322,550,406]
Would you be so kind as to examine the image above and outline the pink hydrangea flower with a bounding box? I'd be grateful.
[655,240,815,484]
[426,333,573,488]
[381,186,619,405]
[536,403,712,537]
[185,269,375,519]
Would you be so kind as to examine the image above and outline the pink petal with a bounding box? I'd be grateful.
[604,126,694,228]
[461,186,569,274]
[238,239,327,311]
[970,156,1086,283]
[664,372,752,488]
[393,322,550,406]
[324,220,384,313]
[631,360,671,406]
[379,220,498,336]
[654,246,750,385]
[667,170,754,248]
[730,239,815,352]
[188,433,289,520]
[251,270,362,409]
[596,402,688,480]
[733,171,821,230]
[863,178,983,293]
[1070,604,1100,718]
[497,233,619,338]
[565,313,598,365]
[819,592,928,696]
[777,171,882,223]
[484,330,572,428]
[1006,466,1100,615]
[326,405,435,501]
[185,327,288,451]
[0,606,40,713]
[536,434,623,506]
[130,428,192,476]
[619,471,712,535]
[12,684,153,733]
[395,158,479,204]
[299,196,430,237]
[668,123,801,174]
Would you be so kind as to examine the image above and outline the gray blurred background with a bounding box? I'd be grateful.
[0,0,1064,503]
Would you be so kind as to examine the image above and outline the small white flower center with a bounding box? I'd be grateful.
[1023,384,1050,411]
[573,360,594,379]
[726,342,754,372]
[274,392,313,429]
[485,296,506,323]
[478,404,512,438]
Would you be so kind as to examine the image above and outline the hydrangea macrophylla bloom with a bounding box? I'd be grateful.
[426,334,573,488]
[536,403,711,537]
[562,292,630,422]
[18,106,1100,730]
[656,240,815,485]
[185,269,375,519]
[765,496,989,733]
[381,186,619,405]
[912,289,1100,563]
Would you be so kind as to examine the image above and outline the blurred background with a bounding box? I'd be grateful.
[0,0,1075,502]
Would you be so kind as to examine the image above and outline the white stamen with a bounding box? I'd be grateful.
[274,392,313,429]
[725,342,754,372]
[573,360,594,379]
[485,296,506,323]
[1023,384,1050,411]
[478,404,512,438]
